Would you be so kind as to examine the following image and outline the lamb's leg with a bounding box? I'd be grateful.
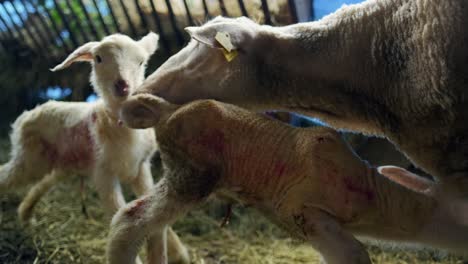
[301,208,371,264]
[130,162,190,264]
[94,170,145,264]
[0,152,51,192]
[18,170,64,222]
[108,178,197,264]
[93,171,126,215]
[165,229,189,264]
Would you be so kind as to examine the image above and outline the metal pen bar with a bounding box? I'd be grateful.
[35,2,71,52]
[237,0,248,17]
[22,0,58,49]
[64,0,90,42]
[134,0,149,33]
[287,0,298,23]
[310,0,315,21]
[147,0,170,54]
[0,2,28,43]
[260,0,272,25]
[218,0,227,16]
[77,0,100,39]
[182,0,194,25]
[51,0,79,48]
[9,1,42,49]
[0,6,16,40]
[201,0,211,20]
[91,0,110,35]
[164,0,184,46]
[103,0,121,32]
[117,0,137,36]
[17,0,50,50]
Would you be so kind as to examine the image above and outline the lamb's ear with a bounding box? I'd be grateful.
[185,22,254,50]
[377,166,434,194]
[139,32,159,55]
[50,41,99,71]
[120,94,176,129]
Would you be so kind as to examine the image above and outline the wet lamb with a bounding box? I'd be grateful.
[107,94,468,264]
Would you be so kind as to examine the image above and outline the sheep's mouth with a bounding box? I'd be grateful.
[114,79,130,97]
[114,85,129,97]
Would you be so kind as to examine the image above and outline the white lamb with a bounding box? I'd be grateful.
[0,33,189,264]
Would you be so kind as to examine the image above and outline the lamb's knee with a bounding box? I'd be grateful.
[108,197,155,264]
[110,196,152,234]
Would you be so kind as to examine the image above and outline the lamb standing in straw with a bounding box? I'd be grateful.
[0,33,189,264]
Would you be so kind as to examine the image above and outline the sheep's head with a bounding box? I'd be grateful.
[51,32,159,105]
[133,17,261,106]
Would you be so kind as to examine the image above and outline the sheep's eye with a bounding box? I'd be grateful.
[139,61,144,66]
[96,55,102,63]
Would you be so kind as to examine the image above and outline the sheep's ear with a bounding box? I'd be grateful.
[51,41,99,71]
[136,94,175,121]
[185,22,254,50]
[139,32,159,55]
[120,94,176,129]
[377,166,434,194]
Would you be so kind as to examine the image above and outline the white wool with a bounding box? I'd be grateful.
[0,32,189,264]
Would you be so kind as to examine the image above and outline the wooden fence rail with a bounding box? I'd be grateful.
[0,0,299,60]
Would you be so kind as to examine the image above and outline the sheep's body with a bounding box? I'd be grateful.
[136,0,468,194]
[108,95,468,264]
[0,33,189,264]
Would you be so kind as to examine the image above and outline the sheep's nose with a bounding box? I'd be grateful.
[114,79,129,97]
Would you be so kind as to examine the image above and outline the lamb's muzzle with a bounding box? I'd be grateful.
[114,79,130,97]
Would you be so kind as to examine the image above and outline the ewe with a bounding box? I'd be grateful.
[107,94,468,264]
[0,33,188,264]
[135,0,468,195]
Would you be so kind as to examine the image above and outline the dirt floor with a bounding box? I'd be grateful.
[0,137,466,264]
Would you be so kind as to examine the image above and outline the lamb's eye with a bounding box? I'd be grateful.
[139,61,144,66]
[96,55,102,63]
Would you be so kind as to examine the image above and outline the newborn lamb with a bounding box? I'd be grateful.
[107,94,468,264]
[0,33,188,264]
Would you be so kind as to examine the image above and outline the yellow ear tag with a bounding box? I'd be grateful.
[222,49,238,62]
[215,31,238,62]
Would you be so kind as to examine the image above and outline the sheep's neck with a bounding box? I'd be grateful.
[248,0,408,136]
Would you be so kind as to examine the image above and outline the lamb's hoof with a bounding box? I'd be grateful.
[17,203,33,223]
[168,245,190,264]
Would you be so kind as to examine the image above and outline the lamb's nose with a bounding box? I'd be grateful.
[114,79,129,97]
